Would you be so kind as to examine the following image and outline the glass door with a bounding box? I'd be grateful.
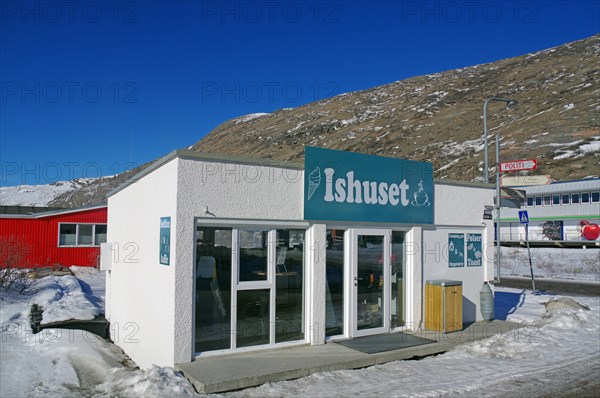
[351,229,390,337]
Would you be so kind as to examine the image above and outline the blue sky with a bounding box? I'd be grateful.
[1,0,599,186]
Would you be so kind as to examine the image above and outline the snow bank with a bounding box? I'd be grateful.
[30,275,102,324]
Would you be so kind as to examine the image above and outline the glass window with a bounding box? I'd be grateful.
[535,196,542,206]
[562,194,570,205]
[527,197,534,207]
[552,195,560,205]
[275,229,305,343]
[592,192,600,203]
[391,231,405,328]
[59,224,77,246]
[238,230,269,282]
[571,193,580,204]
[77,224,93,245]
[237,289,270,348]
[195,227,232,352]
[326,229,345,337]
[581,193,590,203]
[543,195,551,206]
[94,225,107,245]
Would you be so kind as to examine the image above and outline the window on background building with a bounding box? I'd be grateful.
[535,196,542,206]
[78,224,93,245]
[581,193,590,203]
[59,224,107,246]
[527,197,534,207]
[59,224,77,246]
[543,195,551,206]
[95,225,107,244]
[592,192,600,203]
[562,194,570,205]
[571,193,580,204]
[552,195,560,205]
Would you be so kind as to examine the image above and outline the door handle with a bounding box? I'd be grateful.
[354,277,363,281]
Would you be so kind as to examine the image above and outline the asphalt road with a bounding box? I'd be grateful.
[496,276,600,296]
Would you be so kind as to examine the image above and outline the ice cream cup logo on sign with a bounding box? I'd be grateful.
[307,166,321,200]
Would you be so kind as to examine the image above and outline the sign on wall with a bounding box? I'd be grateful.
[466,233,482,267]
[448,233,465,268]
[304,146,434,224]
[159,217,171,266]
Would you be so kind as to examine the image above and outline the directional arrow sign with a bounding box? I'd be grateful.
[500,159,537,172]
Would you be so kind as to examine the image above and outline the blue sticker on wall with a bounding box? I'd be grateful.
[448,233,465,268]
[466,233,483,267]
[159,217,171,266]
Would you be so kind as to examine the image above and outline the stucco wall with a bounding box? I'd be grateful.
[106,159,178,368]
[173,157,305,363]
[422,182,495,324]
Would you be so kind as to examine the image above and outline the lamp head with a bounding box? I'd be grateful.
[506,99,518,107]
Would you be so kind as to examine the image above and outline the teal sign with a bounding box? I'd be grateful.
[304,147,434,223]
[159,217,171,265]
[466,233,483,267]
[448,233,465,268]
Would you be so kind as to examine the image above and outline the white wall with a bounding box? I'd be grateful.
[421,183,494,325]
[106,158,179,368]
[173,157,305,364]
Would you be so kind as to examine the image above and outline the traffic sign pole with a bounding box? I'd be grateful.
[525,223,536,294]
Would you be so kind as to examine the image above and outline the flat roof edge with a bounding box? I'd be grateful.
[435,179,494,189]
[0,204,107,219]
[107,149,304,198]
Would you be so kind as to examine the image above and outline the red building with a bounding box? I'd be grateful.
[0,205,107,268]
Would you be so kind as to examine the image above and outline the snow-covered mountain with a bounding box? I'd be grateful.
[0,179,101,207]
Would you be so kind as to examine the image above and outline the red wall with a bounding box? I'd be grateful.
[0,207,107,268]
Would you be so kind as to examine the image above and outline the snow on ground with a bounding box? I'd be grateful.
[1,252,599,397]
[501,246,600,282]
[0,271,196,398]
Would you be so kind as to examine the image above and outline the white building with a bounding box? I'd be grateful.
[104,147,495,368]
[500,179,600,242]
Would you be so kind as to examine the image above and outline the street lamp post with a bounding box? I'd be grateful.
[482,97,518,283]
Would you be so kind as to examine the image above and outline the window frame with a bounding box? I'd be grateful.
[592,191,600,203]
[561,194,570,205]
[58,223,107,247]
[581,192,590,203]
[571,193,580,204]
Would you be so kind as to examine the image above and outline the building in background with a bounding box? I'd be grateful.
[0,205,107,268]
[500,179,600,243]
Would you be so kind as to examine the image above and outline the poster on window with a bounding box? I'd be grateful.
[159,217,171,265]
[466,233,483,267]
[448,233,464,268]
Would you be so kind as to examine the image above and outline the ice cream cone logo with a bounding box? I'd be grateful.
[411,179,430,207]
[307,166,321,200]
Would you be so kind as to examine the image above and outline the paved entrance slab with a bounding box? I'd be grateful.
[176,320,522,394]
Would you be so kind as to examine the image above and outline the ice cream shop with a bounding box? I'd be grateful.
[104,146,495,369]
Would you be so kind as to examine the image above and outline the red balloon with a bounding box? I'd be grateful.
[582,224,600,240]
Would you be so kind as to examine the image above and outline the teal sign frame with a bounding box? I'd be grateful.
[159,217,171,266]
[448,233,465,268]
[304,147,434,224]
[466,233,483,267]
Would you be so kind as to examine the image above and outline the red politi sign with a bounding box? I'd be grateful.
[499,159,537,172]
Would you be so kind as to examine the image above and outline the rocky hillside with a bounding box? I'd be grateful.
[191,34,599,182]
[44,34,599,207]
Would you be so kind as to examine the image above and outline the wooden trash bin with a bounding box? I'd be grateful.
[425,279,463,333]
